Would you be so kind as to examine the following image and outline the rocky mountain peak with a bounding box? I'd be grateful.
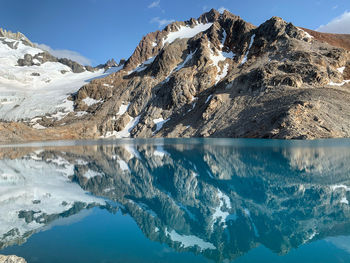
[123,9,234,71]
[0,27,34,47]
[1,10,350,142]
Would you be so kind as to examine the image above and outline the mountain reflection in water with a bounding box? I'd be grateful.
[0,139,350,263]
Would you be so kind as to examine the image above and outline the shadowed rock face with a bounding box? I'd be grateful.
[1,9,350,142]
[1,139,350,262]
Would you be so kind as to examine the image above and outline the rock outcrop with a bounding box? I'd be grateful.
[1,9,350,142]
[0,255,26,263]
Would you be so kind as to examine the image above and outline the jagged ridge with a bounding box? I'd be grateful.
[1,9,350,141]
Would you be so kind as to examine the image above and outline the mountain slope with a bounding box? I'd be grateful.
[1,9,350,142]
[0,29,121,122]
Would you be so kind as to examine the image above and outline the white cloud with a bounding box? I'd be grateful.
[35,43,92,65]
[150,17,175,28]
[148,0,160,8]
[218,6,229,14]
[317,11,350,34]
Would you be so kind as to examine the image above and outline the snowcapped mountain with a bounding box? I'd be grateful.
[1,9,350,142]
[0,29,122,122]
[0,154,104,249]
[1,142,350,260]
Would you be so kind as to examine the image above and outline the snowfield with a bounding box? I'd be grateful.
[163,23,213,45]
[0,156,104,247]
[0,36,119,121]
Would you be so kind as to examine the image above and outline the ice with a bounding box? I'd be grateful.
[0,158,104,246]
[116,102,130,115]
[32,123,46,130]
[243,208,259,237]
[331,184,350,191]
[337,67,346,74]
[329,80,350,86]
[153,117,170,134]
[165,228,216,251]
[211,190,231,229]
[216,63,229,83]
[241,34,255,65]
[0,37,121,121]
[208,42,235,84]
[205,95,213,104]
[117,159,130,172]
[32,58,40,65]
[103,115,140,138]
[176,49,197,71]
[123,145,141,160]
[153,145,170,157]
[83,169,103,179]
[220,29,227,49]
[297,28,313,40]
[82,97,102,106]
[340,197,349,205]
[163,23,213,45]
[75,111,88,117]
[128,56,155,74]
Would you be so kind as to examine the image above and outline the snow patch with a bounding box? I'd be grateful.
[116,103,130,115]
[153,145,170,157]
[297,28,313,40]
[117,159,130,172]
[128,56,155,74]
[0,158,104,247]
[82,97,102,106]
[337,67,346,74]
[163,23,213,45]
[340,197,349,205]
[123,145,141,160]
[83,170,103,179]
[208,42,235,84]
[165,228,216,251]
[241,34,255,65]
[329,80,350,86]
[211,190,231,229]
[32,123,46,130]
[176,49,197,71]
[205,95,213,104]
[153,118,170,134]
[75,111,88,117]
[103,115,140,138]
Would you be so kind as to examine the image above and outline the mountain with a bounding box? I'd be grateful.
[1,9,350,142]
[1,141,350,261]
[0,28,122,123]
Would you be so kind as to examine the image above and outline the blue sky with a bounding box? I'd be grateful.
[1,0,349,66]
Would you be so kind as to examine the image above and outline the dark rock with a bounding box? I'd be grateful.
[58,58,86,73]
[17,54,33,66]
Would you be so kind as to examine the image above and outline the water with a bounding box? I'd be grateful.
[0,138,350,263]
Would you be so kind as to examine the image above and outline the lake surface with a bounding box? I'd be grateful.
[1,138,350,263]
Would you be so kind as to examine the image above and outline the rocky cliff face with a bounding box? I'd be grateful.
[1,9,350,142]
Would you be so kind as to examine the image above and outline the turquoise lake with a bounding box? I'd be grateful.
[0,138,350,263]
